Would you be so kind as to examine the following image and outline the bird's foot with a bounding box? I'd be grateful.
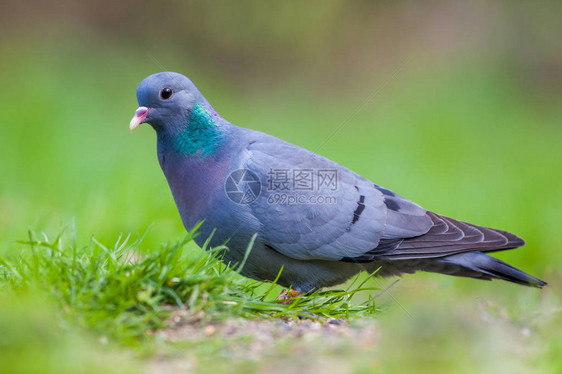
[275,289,300,304]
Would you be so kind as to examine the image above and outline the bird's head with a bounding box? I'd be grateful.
[129,72,205,133]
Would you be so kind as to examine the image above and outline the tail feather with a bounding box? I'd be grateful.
[432,251,547,288]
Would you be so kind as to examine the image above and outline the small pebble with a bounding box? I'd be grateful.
[278,322,292,331]
[204,325,216,336]
[328,318,345,326]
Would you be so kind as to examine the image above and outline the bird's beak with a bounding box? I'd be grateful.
[129,106,151,131]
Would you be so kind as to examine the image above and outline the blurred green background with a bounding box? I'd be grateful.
[1,1,561,372]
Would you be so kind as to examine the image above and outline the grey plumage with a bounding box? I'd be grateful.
[130,72,546,292]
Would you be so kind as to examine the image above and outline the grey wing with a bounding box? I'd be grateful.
[241,137,433,261]
[346,211,526,262]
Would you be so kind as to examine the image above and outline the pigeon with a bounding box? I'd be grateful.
[129,71,546,292]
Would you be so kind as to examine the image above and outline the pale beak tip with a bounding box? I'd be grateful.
[129,106,150,132]
[129,119,140,132]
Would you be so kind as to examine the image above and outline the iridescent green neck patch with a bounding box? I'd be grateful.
[174,104,224,157]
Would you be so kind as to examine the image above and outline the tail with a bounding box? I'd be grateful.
[428,251,547,288]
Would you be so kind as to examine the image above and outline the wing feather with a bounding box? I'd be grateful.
[342,212,524,262]
[238,131,433,261]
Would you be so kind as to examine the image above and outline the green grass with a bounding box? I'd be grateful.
[0,295,138,374]
[0,224,377,346]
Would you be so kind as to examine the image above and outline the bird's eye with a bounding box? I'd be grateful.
[160,87,173,100]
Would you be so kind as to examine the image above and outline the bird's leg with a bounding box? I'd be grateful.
[275,289,300,304]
